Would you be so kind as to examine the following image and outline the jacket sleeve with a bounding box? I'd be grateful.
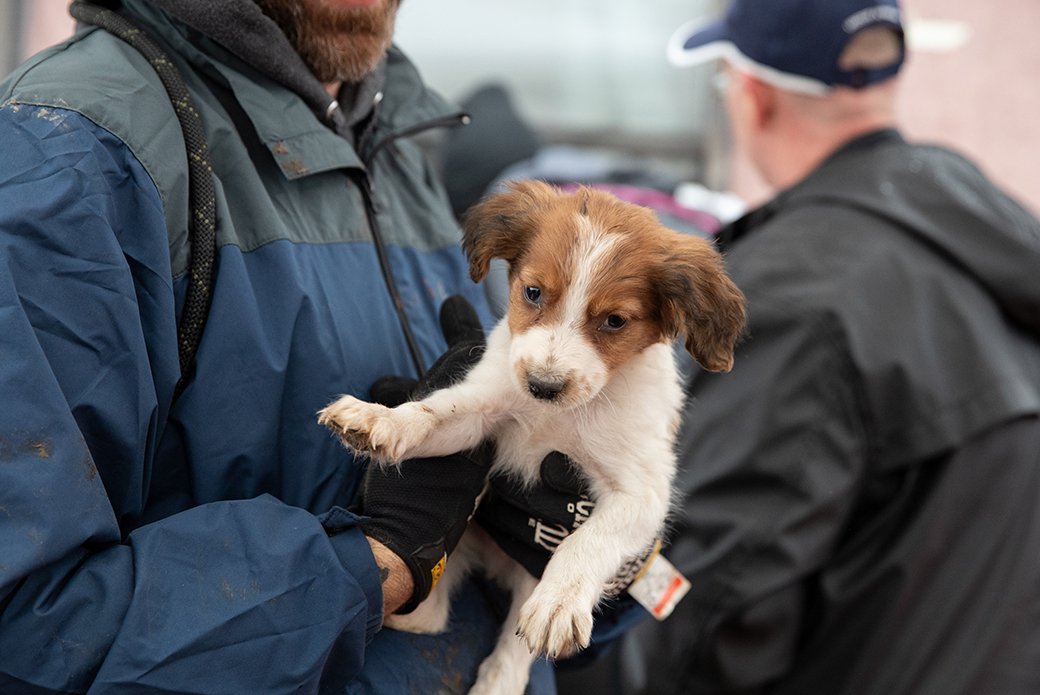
[0,103,383,694]
[647,287,871,691]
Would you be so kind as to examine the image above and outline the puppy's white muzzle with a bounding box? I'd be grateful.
[510,324,607,407]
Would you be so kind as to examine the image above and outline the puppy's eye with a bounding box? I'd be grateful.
[603,314,627,330]
[523,286,542,305]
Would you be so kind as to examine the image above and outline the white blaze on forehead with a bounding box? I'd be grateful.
[561,214,622,328]
[509,214,618,405]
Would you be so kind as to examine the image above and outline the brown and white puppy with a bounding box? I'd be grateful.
[319,180,746,695]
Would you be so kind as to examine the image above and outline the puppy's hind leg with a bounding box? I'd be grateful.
[469,562,540,695]
[383,532,477,634]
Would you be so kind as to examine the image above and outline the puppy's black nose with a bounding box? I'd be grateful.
[527,376,565,401]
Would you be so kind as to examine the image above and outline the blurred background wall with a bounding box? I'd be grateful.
[899,0,1039,215]
[394,0,725,186]
[3,0,1037,214]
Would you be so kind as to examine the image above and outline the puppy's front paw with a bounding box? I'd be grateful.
[516,585,594,659]
[318,395,408,464]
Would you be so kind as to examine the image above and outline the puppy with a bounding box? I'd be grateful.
[319,180,746,695]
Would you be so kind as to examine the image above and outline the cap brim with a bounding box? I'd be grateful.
[667,18,729,67]
[667,16,831,95]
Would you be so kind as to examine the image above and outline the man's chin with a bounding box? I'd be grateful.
[312,33,390,84]
[257,0,398,84]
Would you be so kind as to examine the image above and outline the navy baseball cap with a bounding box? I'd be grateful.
[668,0,905,94]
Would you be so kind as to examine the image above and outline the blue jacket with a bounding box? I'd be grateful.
[0,2,566,693]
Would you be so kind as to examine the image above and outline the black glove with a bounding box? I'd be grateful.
[354,295,491,614]
[475,452,659,593]
[474,452,593,579]
[369,294,486,408]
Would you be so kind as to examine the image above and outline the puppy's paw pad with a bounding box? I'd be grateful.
[516,593,593,660]
[318,397,403,462]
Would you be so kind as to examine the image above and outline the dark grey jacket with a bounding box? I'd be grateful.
[631,130,1040,694]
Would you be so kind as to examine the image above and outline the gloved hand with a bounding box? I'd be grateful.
[368,293,486,408]
[474,452,592,580]
[353,295,491,614]
[474,452,659,593]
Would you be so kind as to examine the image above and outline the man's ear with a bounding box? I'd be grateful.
[741,71,778,130]
[462,179,558,282]
[656,235,747,372]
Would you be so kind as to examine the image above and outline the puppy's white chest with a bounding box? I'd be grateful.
[491,411,581,481]
[487,341,682,488]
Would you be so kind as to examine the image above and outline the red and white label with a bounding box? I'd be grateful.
[627,553,691,620]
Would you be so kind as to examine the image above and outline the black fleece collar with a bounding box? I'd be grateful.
[144,0,382,138]
[717,128,904,251]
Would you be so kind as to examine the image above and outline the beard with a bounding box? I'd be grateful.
[255,0,399,84]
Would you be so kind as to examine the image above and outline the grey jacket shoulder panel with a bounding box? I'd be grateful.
[2,2,467,279]
[2,24,193,272]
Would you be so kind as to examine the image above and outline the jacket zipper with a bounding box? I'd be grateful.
[363,113,470,170]
[359,111,470,378]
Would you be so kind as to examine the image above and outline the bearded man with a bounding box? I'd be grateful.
[0,1,605,692]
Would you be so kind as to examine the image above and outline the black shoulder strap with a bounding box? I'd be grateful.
[70,1,217,404]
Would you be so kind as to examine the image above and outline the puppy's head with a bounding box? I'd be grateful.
[464,180,746,406]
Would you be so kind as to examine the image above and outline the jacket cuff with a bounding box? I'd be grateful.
[318,507,384,643]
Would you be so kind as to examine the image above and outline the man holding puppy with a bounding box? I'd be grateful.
[619,0,1040,693]
[0,0,622,692]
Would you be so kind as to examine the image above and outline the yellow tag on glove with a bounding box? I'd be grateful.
[430,555,446,588]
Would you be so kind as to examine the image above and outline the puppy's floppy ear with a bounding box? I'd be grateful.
[462,179,558,282]
[656,234,747,372]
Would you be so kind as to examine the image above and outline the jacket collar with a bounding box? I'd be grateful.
[818,128,903,163]
[717,128,904,251]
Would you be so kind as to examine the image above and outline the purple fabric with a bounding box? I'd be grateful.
[558,182,722,234]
